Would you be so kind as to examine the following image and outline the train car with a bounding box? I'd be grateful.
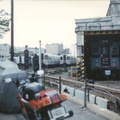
[70,56,76,65]
[86,40,120,79]
[41,53,60,68]
[60,54,76,67]
[14,56,20,65]
[14,56,24,66]
[14,53,76,69]
[14,56,32,67]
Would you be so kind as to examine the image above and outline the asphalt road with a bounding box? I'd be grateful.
[63,100,109,120]
[0,100,109,120]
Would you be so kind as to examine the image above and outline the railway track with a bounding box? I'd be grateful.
[26,67,120,113]
[43,69,120,114]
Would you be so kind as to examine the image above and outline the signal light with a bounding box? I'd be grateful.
[33,54,39,72]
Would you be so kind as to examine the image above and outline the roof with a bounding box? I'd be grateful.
[75,16,120,32]
[75,0,120,32]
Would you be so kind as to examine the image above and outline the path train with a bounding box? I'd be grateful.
[14,53,76,68]
[85,39,120,79]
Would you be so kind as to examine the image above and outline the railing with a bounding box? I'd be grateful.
[43,75,120,111]
[75,24,120,32]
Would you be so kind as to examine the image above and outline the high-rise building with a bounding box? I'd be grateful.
[45,43,63,55]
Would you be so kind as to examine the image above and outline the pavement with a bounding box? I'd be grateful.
[0,113,24,120]
[64,93,120,120]
[0,100,109,120]
[63,100,109,120]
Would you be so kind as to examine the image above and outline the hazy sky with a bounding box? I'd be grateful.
[0,0,110,49]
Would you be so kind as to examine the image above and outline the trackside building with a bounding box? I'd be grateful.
[75,0,120,79]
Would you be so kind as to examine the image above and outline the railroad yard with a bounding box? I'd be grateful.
[43,67,120,114]
[0,65,120,120]
[1,1,120,120]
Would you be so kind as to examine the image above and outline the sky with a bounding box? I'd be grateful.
[0,0,110,49]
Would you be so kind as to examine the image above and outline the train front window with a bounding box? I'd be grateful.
[45,55,48,60]
[102,47,108,55]
[67,57,70,60]
[92,47,99,55]
[60,57,63,60]
[112,47,119,55]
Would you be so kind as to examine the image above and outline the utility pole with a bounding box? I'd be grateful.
[11,0,14,61]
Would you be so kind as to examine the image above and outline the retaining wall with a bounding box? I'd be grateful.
[61,85,109,109]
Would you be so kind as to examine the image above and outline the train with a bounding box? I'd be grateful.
[14,53,76,68]
[85,39,120,79]
[14,56,32,66]
[14,56,24,66]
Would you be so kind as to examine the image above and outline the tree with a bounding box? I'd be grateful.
[0,9,10,39]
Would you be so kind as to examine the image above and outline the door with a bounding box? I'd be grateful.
[101,46,110,67]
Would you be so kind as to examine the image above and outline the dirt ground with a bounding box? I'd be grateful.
[95,80,120,89]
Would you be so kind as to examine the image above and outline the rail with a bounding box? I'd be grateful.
[44,75,120,111]
[45,75,120,93]
[87,83,120,93]
[45,75,84,85]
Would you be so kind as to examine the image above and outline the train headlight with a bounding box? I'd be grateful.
[96,60,98,67]
[96,60,98,63]
[112,60,116,67]
[113,60,116,63]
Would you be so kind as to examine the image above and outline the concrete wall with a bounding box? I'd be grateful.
[107,0,120,16]
[62,85,109,109]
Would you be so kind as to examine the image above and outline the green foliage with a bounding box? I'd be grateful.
[0,9,11,39]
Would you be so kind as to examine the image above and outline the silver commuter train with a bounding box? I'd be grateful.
[14,56,24,65]
[14,53,76,68]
